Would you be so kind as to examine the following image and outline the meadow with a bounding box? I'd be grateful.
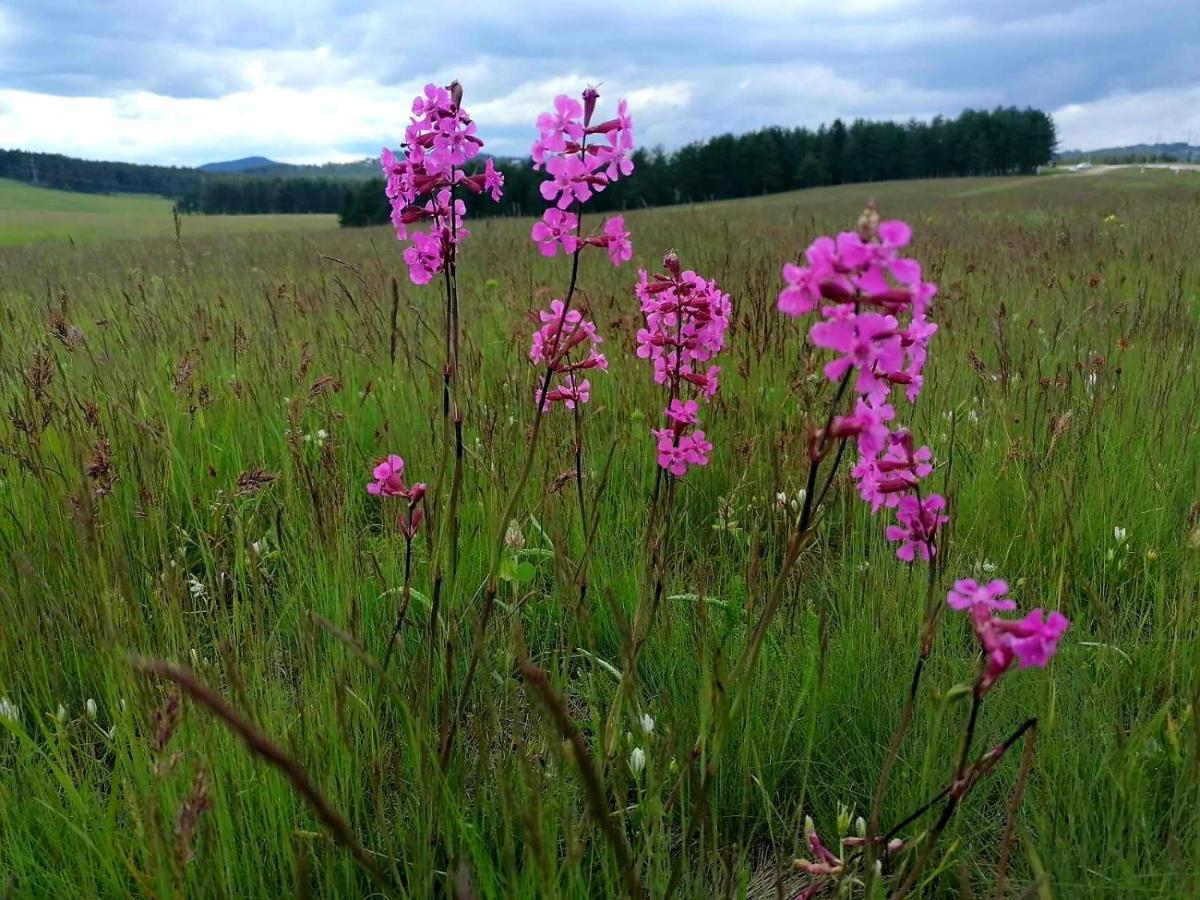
[0,169,1197,898]
[0,178,337,246]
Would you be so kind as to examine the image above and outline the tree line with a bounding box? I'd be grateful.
[174,177,350,214]
[340,106,1057,226]
[3,106,1055,220]
[0,148,202,196]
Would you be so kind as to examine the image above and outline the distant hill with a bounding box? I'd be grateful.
[201,156,379,179]
[1057,143,1200,164]
[198,156,281,173]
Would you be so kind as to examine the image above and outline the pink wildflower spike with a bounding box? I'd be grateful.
[636,255,730,477]
[381,81,501,283]
[532,86,634,218]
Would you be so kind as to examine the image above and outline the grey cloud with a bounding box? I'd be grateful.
[1,0,1196,161]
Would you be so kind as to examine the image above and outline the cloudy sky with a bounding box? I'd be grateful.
[1,0,1196,166]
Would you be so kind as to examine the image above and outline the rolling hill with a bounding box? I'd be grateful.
[0,177,337,246]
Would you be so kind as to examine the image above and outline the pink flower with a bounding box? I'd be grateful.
[951,589,1070,691]
[831,399,895,457]
[852,430,933,511]
[811,308,904,399]
[778,262,824,317]
[540,155,595,209]
[538,378,591,411]
[367,455,407,496]
[664,398,700,426]
[531,209,581,257]
[653,429,713,477]
[530,299,606,413]
[402,229,444,285]
[947,579,1017,612]
[885,493,948,562]
[1007,609,1070,668]
[535,94,584,154]
[583,215,633,266]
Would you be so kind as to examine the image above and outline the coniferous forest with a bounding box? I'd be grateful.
[2,106,1056,222]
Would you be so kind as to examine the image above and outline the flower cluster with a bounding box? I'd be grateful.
[381,82,504,284]
[366,455,427,537]
[530,299,608,412]
[529,87,635,266]
[779,207,945,561]
[947,578,1069,692]
[794,816,903,900]
[637,253,731,476]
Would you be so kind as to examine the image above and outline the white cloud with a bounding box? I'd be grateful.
[1053,84,1200,150]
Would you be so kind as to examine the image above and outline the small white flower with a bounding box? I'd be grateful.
[54,703,68,724]
[640,713,655,735]
[187,575,206,600]
[316,429,328,441]
[504,519,525,551]
[85,698,98,719]
[629,747,646,776]
[1113,526,1127,544]
[1085,372,1098,392]
[251,540,262,555]
[0,696,18,723]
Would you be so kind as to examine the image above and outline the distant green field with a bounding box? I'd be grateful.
[0,178,337,246]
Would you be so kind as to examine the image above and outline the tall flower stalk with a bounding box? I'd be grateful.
[381,81,504,599]
[439,86,634,766]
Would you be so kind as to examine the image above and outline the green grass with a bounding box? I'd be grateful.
[0,178,337,246]
[0,172,1197,898]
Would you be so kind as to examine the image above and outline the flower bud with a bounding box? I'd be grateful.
[629,746,646,776]
[582,86,599,128]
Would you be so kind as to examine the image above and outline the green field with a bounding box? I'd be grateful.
[0,178,337,246]
[0,172,1197,897]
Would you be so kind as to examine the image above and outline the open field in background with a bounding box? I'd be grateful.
[0,172,1198,897]
[0,178,337,246]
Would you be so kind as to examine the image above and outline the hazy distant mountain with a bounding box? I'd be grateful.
[198,156,281,173]
[1056,142,1200,163]
[199,156,380,179]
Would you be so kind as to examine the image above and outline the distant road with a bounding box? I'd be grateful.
[1064,163,1200,176]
